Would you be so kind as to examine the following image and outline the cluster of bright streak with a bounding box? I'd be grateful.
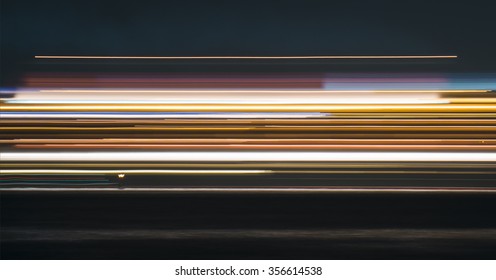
[1,56,496,191]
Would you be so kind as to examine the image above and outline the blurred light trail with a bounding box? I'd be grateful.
[16,72,494,90]
[3,188,496,193]
[18,73,325,89]
[2,71,494,192]
[3,162,495,169]
[4,119,496,125]
[2,125,496,133]
[36,89,485,93]
[12,144,496,151]
[34,55,458,59]
[1,169,495,175]
[2,138,496,144]
[3,99,451,104]
[3,104,496,112]
[2,151,496,162]
[1,169,271,175]
[0,112,330,119]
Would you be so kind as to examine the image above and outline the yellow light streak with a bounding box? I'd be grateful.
[3,163,496,169]
[34,55,458,59]
[2,151,496,162]
[37,89,486,93]
[3,104,496,112]
[3,188,496,193]
[1,169,272,175]
[0,169,494,175]
[2,138,495,144]
[2,126,496,132]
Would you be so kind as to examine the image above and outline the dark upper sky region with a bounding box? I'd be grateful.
[1,0,495,85]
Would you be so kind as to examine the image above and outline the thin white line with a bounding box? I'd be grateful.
[0,113,329,119]
[34,55,458,60]
[2,151,496,162]
[0,169,271,174]
[1,188,496,193]
[4,99,449,105]
[38,89,483,93]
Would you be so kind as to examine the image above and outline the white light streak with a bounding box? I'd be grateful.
[34,55,458,59]
[0,169,271,174]
[2,152,496,162]
[2,188,496,193]
[3,99,449,104]
[0,112,330,119]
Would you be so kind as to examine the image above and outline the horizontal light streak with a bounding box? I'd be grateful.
[3,188,496,193]
[5,119,496,125]
[2,133,492,139]
[4,112,489,119]
[34,55,458,59]
[13,144,496,151]
[8,91,444,103]
[4,169,493,175]
[3,104,496,112]
[446,98,496,104]
[329,113,496,118]
[277,170,496,174]
[0,112,329,119]
[3,119,496,126]
[37,89,486,93]
[4,99,450,105]
[2,151,496,162]
[3,162,495,169]
[3,126,495,132]
[3,169,493,175]
[0,169,271,175]
[2,138,495,145]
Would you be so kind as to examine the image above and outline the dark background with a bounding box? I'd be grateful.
[3,191,496,259]
[2,0,496,86]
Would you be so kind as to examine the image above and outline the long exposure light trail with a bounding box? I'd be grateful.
[3,104,496,112]
[0,169,271,175]
[2,169,494,175]
[3,119,496,125]
[3,162,495,169]
[4,188,496,193]
[36,89,483,93]
[2,138,496,145]
[2,126,496,133]
[2,151,496,162]
[1,72,495,194]
[3,99,451,104]
[34,55,459,59]
[0,112,330,118]
[12,144,496,151]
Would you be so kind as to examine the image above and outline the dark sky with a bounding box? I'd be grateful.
[1,0,495,84]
